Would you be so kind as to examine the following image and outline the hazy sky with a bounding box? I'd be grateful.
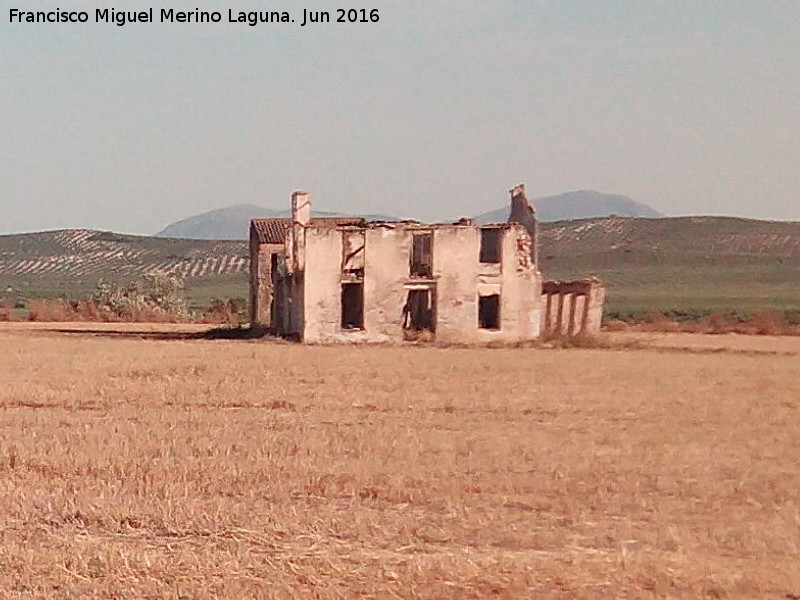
[2,1,799,235]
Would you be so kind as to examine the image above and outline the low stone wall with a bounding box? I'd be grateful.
[541,279,606,338]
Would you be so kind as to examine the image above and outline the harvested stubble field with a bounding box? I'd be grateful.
[1,324,799,599]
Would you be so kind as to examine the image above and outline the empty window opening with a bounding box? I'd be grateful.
[342,230,365,278]
[269,252,280,326]
[410,232,433,277]
[341,267,364,282]
[479,228,502,263]
[403,289,436,331]
[341,283,364,329]
[478,294,501,330]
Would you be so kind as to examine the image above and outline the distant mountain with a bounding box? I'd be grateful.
[157,191,658,239]
[156,204,278,240]
[156,204,397,240]
[475,190,662,223]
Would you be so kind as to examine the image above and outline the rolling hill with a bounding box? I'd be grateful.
[539,216,800,316]
[2,216,799,316]
[0,229,249,308]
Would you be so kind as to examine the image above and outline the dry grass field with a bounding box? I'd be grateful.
[1,323,799,599]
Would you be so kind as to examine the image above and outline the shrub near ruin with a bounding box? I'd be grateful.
[21,275,191,322]
[91,274,189,322]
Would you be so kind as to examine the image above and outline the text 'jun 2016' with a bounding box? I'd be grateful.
[8,8,381,27]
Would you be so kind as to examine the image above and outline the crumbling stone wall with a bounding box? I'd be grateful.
[508,183,538,266]
[276,215,543,344]
[259,185,605,344]
[541,279,606,338]
[248,231,281,328]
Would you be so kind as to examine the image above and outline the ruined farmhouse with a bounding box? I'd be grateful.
[250,185,605,344]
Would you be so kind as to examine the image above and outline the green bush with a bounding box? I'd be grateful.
[91,274,189,321]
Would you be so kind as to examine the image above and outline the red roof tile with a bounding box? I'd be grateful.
[250,219,289,245]
[250,217,365,245]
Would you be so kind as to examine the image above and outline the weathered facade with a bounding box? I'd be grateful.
[249,218,286,327]
[249,215,363,327]
[249,185,605,343]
